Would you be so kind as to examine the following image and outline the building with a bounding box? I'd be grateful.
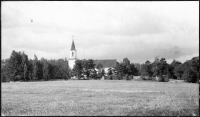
[93,59,117,73]
[68,39,117,72]
[68,39,77,69]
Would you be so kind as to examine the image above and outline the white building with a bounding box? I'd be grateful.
[68,39,117,72]
[93,59,117,74]
[68,39,77,69]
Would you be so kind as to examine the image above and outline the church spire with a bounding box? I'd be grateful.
[71,36,76,50]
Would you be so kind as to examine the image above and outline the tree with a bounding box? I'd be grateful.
[115,62,125,80]
[174,64,183,80]
[82,68,90,79]
[107,68,113,80]
[189,56,199,82]
[122,57,130,75]
[152,58,168,78]
[121,57,136,79]
[7,50,24,81]
[96,63,103,70]
[101,69,105,77]
[82,59,89,69]
[182,69,196,83]
[152,57,160,77]
[23,64,28,81]
[182,56,199,83]
[134,63,141,76]
[28,59,34,81]
[21,52,29,81]
[63,59,70,80]
[33,54,40,80]
[88,59,95,69]
[89,69,97,79]
[55,59,70,80]
[1,51,72,82]
[170,60,182,79]
[167,64,175,79]
[73,60,82,79]
[130,63,138,76]
[81,59,90,78]
[125,63,136,80]
[96,70,103,79]
[42,60,50,81]
[141,60,152,79]
[158,58,168,75]
[1,59,10,82]
[123,57,130,67]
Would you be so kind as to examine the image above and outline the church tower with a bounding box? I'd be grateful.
[68,37,77,69]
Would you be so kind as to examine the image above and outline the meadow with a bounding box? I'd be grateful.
[1,80,199,116]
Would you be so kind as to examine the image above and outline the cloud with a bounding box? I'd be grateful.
[1,2,199,64]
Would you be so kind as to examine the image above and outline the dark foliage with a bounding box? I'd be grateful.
[1,51,70,82]
[1,51,198,83]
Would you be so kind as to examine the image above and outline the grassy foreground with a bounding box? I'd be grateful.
[1,80,199,116]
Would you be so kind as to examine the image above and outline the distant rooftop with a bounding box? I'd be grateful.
[93,59,117,68]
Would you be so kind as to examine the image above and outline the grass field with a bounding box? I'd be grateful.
[1,80,199,116]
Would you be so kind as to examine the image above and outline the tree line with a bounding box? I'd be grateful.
[71,56,199,83]
[137,57,199,83]
[71,57,139,80]
[71,59,100,80]
[1,50,199,83]
[1,50,70,82]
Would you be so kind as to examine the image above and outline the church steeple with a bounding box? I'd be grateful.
[71,36,76,50]
[68,36,77,69]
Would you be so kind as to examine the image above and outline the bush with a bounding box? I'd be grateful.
[124,74,129,80]
[163,75,169,82]
[96,73,102,80]
[116,74,121,80]
[157,77,163,82]
[1,73,7,82]
[112,75,117,80]
[185,75,196,83]
[105,75,112,80]
[117,73,123,80]
[141,75,151,80]
[182,70,197,83]
[104,76,107,80]
[140,75,145,80]
[157,74,169,82]
[128,75,133,80]
[158,74,164,82]
[146,76,151,80]
[140,71,153,80]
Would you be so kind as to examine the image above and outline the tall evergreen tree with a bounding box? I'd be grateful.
[23,64,28,81]
[33,54,39,80]
[42,60,50,81]
[8,50,23,81]
[28,59,34,81]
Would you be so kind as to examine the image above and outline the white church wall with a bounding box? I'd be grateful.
[68,59,76,69]
[70,50,77,59]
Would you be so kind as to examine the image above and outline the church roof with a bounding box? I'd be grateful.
[71,40,76,50]
[94,59,117,68]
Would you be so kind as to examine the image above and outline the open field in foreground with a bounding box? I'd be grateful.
[1,80,199,116]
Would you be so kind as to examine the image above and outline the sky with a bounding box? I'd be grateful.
[1,1,199,64]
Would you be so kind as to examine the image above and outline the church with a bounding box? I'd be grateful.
[68,39,117,73]
[68,39,77,69]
